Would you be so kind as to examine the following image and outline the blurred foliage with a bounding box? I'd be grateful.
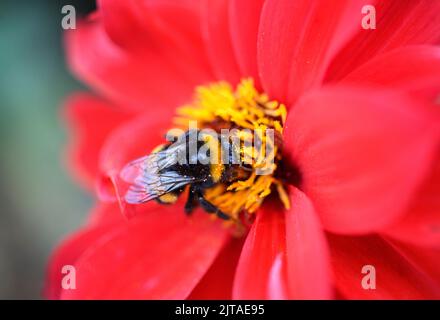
[0,0,96,298]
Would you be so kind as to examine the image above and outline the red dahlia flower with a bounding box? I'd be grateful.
[47,0,440,299]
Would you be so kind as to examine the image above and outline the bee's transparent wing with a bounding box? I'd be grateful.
[120,145,195,204]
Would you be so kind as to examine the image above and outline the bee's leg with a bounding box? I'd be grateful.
[195,189,230,220]
[184,185,197,215]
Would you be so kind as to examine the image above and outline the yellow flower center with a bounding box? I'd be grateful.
[174,78,290,222]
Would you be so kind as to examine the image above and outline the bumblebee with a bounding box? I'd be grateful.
[120,130,250,220]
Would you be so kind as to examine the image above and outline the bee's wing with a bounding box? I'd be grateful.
[120,144,195,204]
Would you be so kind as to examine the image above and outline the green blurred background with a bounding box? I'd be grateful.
[0,0,96,298]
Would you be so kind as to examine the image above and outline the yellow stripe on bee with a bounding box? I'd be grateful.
[158,193,179,204]
[211,163,224,183]
[202,134,224,183]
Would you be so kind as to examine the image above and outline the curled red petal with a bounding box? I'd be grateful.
[63,94,132,191]
[284,187,332,299]
[386,239,440,287]
[267,254,288,300]
[326,0,440,82]
[60,204,229,299]
[329,234,440,299]
[341,45,440,104]
[86,202,126,226]
[233,188,332,300]
[201,0,241,83]
[258,0,369,106]
[188,237,244,300]
[66,7,213,112]
[229,0,265,88]
[97,0,148,51]
[384,155,440,248]
[45,218,121,299]
[233,204,286,299]
[284,85,440,234]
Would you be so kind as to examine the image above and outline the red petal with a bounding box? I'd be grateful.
[61,205,229,299]
[284,187,332,299]
[284,86,440,234]
[99,0,213,71]
[87,202,126,226]
[229,0,265,87]
[45,219,120,299]
[341,46,440,104]
[384,155,440,247]
[47,202,171,299]
[63,94,132,190]
[66,9,213,112]
[386,239,440,286]
[188,237,244,300]
[201,0,241,83]
[258,0,368,106]
[326,0,440,82]
[233,189,332,299]
[329,234,440,299]
[233,204,286,299]
[97,0,147,50]
[266,254,288,299]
